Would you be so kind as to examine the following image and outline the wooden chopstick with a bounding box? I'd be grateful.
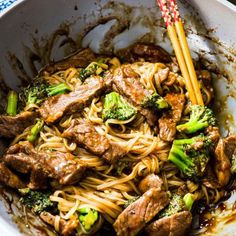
[168,0,204,105]
[167,24,197,105]
[174,21,204,105]
[156,0,204,106]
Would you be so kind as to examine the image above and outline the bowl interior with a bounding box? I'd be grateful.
[0,0,236,235]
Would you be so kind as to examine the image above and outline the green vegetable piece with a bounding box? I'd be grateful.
[102,92,136,121]
[142,93,169,111]
[124,196,140,208]
[27,119,44,142]
[116,160,128,175]
[46,83,71,96]
[6,91,18,116]
[159,194,186,218]
[168,134,212,179]
[19,79,71,108]
[20,80,48,106]
[78,207,98,232]
[19,188,54,214]
[78,207,90,214]
[79,61,108,82]
[183,193,194,211]
[79,215,85,221]
[176,105,216,134]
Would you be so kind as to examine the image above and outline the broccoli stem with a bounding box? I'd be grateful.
[171,146,194,167]
[177,121,208,134]
[46,83,71,96]
[173,139,194,145]
[168,152,192,173]
[27,94,37,105]
[183,193,194,211]
[6,91,18,116]
[27,119,44,142]
[78,207,90,214]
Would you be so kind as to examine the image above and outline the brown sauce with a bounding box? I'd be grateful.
[0,1,236,235]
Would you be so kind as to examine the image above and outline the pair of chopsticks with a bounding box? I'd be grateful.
[156,0,204,106]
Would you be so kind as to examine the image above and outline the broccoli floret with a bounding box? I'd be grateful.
[79,61,108,82]
[142,93,169,111]
[20,80,48,106]
[46,83,71,96]
[159,193,194,218]
[168,135,212,179]
[231,154,236,174]
[159,194,186,218]
[124,196,140,208]
[78,207,99,232]
[20,79,71,107]
[19,188,55,214]
[102,92,137,121]
[176,105,216,134]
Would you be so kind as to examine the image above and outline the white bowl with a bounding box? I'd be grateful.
[0,0,235,235]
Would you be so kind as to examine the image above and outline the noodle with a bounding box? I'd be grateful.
[9,50,218,234]
[40,62,214,226]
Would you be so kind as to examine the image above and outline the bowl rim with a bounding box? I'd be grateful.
[0,0,235,236]
[0,0,236,19]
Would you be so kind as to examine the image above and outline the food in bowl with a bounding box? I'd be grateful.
[0,42,235,235]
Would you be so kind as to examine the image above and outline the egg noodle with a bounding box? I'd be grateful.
[12,58,222,232]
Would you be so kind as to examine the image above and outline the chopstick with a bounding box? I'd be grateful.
[156,0,204,106]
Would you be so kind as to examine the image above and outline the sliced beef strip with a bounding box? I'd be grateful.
[155,67,170,84]
[43,151,87,186]
[0,163,26,189]
[113,188,169,236]
[62,119,127,164]
[131,43,172,63]
[159,119,176,143]
[203,133,234,189]
[4,142,48,189]
[223,135,236,159]
[202,164,221,189]
[145,211,192,236]
[138,174,164,194]
[40,48,96,75]
[214,139,231,187]
[63,119,110,156]
[102,142,127,164]
[205,126,220,147]
[164,93,185,121]
[39,76,105,124]
[112,65,158,126]
[158,93,185,142]
[0,111,38,138]
[40,212,78,236]
[3,141,86,189]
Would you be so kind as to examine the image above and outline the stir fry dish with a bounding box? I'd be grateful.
[0,44,235,236]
